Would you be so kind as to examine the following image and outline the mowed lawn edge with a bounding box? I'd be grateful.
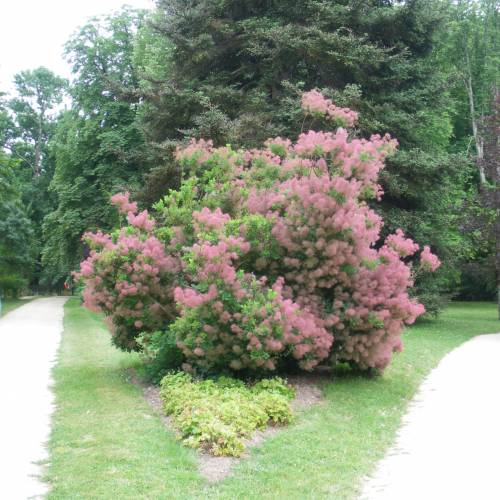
[46,300,498,499]
[0,297,35,317]
[45,299,203,499]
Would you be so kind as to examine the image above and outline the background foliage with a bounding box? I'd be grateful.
[0,0,497,304]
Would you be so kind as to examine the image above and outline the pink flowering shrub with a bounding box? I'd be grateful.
[76,90,441,374]
[75,198,181,350]
[172,209,332,373]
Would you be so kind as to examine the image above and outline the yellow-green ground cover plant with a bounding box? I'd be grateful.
[160,373,294,456]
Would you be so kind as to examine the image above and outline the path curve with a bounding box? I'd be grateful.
[362,332,500,500]
[0,297,68,499]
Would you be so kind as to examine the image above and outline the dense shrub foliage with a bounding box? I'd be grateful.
[159,373,294,456]
[77,91,440,374]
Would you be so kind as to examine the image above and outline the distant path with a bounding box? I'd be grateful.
[0,297,68,499]
[362,333,500,500]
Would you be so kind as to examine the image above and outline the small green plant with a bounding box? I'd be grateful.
[159,373,295,456]
[136,330,184,384]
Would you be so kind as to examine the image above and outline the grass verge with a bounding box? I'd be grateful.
[0,297,33,317]
[46,299,203,499]
[47,300,498,499]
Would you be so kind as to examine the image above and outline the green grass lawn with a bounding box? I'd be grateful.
[46,300,499,499]
[0,297,33,317]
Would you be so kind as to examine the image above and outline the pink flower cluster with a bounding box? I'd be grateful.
[175,138,214,165]
[241,173,425,369]
[291,128,397,198]
[127,210,156,231]
[301,89,358,127]
[386,229,420,257]
[333,243,426,369]
[173,211,333,372]
[110,191,138,215]
[111,191,156,231]
[193,207,230,232]
[420,245,441,272]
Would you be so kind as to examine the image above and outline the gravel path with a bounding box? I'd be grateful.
[0,297,68,499]
[362,332,500,500]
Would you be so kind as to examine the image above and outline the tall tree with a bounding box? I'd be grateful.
[480,88,500,315]
[0,153,35,297]
[5,68,66,290]
[446,0,499,185]
[0,93,14,147]
[42,7,152,286]
[9,67,66,177]
[439,0,499,302]
[137,0,468,312]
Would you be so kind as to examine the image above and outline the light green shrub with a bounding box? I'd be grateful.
[159,373,295,456]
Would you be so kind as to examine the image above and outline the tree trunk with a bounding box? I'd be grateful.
[34,87,45,177]
[463,44,486,186]
[464,75,486,185]
[33,110,43,177]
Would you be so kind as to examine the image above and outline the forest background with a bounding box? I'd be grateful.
[0,0,498,313]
